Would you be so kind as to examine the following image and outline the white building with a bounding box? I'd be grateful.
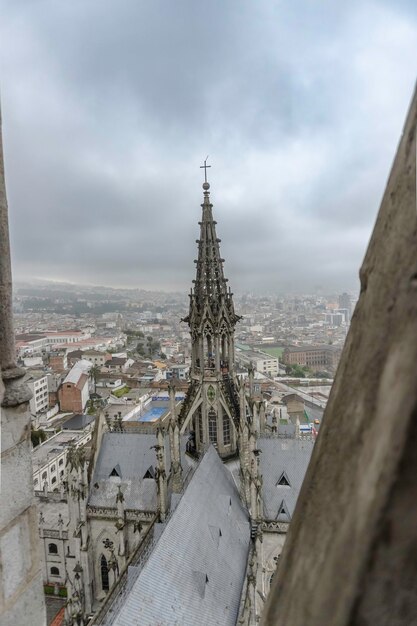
[82,349,110,367]
[26,371,49,416]
[37,496,69,587]
[32,429,92,492]
[236,348,279,377]
[165,363,190,380]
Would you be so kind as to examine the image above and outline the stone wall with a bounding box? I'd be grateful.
[1,399,47,625]
[262,89,417,625]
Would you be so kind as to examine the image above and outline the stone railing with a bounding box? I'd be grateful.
[86,506,155,523]
[40,528,69,540]
[259,431,315,441]
[34,490,67,502]
[261,520,290,533]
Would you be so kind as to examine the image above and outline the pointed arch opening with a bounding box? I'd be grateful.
[222,414,231,446]
[203,324,215,370]
[277,500,291,521]
[220,333,228,371]
[101,554,109,591]
[208,408,218,445]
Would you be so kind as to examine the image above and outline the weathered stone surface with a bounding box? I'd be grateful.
[2,368,32,408]
[1,397,31,455]
[262,90,417,625]
[0,108,17,375]
[0,505,45,624]
[0,107,46,625]
[0,432,35,529]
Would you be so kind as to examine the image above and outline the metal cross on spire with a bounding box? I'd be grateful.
[200,156,211,183]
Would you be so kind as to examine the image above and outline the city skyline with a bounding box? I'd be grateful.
[1,0,417,293]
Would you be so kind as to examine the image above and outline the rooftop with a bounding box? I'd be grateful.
[108,446,250,626]
[259,436,314,521]
[32,430,88,471]
[62,359,92,384]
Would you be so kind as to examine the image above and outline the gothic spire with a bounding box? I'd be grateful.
[192,180,229,306]
[179,166,243,458]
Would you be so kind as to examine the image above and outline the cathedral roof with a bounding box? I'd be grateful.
[108,446,250,626]
[258,436,314,521]
[88,433,166,511]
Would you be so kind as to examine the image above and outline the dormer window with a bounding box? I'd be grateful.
[109,464,121,478]
[277,471,290,487]
[143,466,154,479]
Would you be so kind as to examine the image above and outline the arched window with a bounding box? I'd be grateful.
[208,409,217,444]
[101,554,109,591]
[223,415,231,445]
[203,324,214,368]
[42,471,47,480]
[50,567,60,576]
[48,543,58,554]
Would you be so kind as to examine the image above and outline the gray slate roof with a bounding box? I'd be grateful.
[110,446,250,626]
[259,436,314,521]
[62,413,95,430]
[89,433,163,511]
[88,432,190,512]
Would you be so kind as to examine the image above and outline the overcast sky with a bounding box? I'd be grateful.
[0,0,416,295]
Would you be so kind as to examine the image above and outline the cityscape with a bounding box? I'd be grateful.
[13,199,356,624]
[1,2,417,626]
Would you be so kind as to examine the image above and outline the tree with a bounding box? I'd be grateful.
[31,427,47,448]
[89,364,101,394]
[136,343,146,356]
[285,364,308,378]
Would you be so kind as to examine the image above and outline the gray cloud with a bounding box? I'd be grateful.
[0,0,416,294]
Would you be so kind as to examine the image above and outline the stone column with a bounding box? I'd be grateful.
[0,107,46,625]
[155,428,168,521]
[252,401,259,434]
[116,486,126,560]
[214,333,220,372]
[259,401,266,433]
[228,335,234,372]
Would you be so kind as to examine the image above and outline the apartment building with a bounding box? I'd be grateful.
[282,345,342,373]
[26,371,49,416]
